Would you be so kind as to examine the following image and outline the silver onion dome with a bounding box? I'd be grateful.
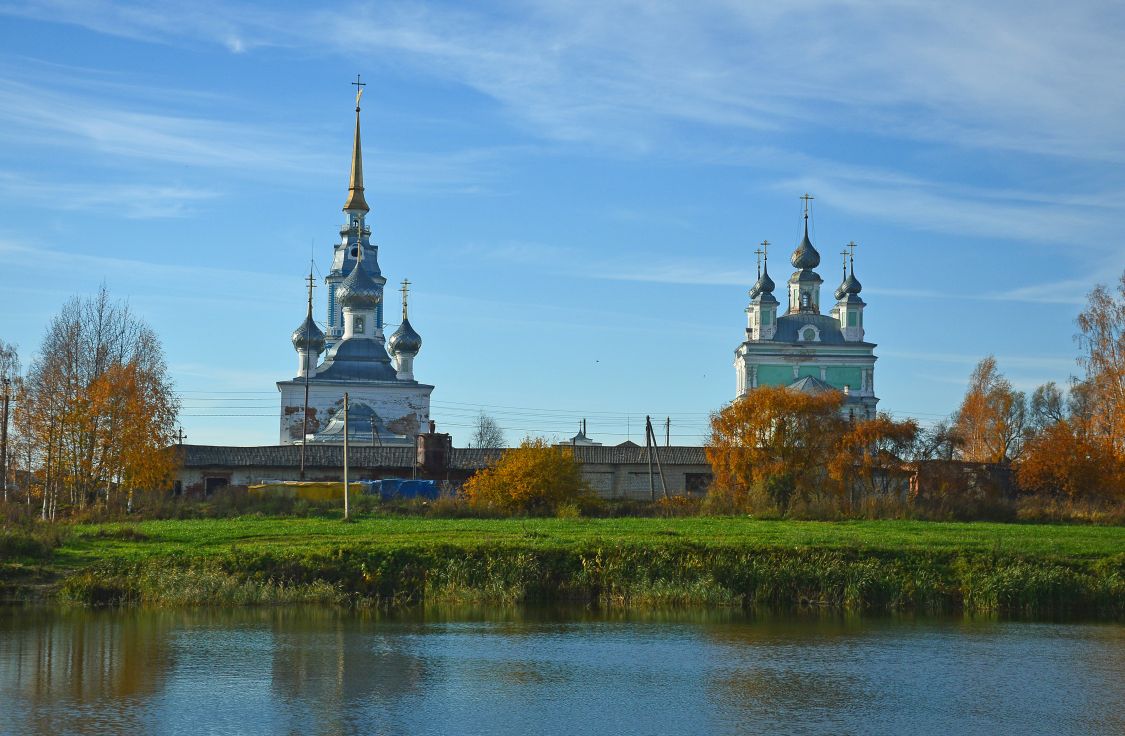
[291,314,325,352]
[336,261,381,310]
[754,268,775,297]
[790,224,820,270]
[834,275,848,301]
[389,317,422,354]
[844,271,862,295]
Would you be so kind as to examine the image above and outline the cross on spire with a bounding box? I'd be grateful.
[400,278,411,320]
[305,263,316,316]
[840,248,849,276]
[760,239,769,264]
[753,246,764,278]
[800,193,814,221]
[847,240,858,272]
[352,74,366,111]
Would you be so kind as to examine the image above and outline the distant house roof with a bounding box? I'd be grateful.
[178,444,708,470]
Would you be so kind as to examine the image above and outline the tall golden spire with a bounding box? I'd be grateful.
[343,75,370,214]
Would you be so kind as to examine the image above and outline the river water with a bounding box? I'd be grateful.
[0,607,1121,736]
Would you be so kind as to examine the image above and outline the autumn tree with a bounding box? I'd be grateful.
[707,386,844,513]
[913,420,963,461]
[0,340,19,503]
[462,437,590,514]
[470,411,506,448]
[1075,271,1125,454]
[1017,419,1119,503]
[828,413,919,509]
[24,287,179,517]
[953,356,1027,464]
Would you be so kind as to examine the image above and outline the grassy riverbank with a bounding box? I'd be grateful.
[3,517,1123,617]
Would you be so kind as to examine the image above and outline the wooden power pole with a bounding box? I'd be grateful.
[342,392,350,520]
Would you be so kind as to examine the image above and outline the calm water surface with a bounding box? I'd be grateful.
[0,607,1121,736]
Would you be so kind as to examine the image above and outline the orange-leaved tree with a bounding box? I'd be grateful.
[462,437,590,515]
[953,356,1027,464]
[828,413,919,509]
[1016,419,1119,503]
[707,386,844,513]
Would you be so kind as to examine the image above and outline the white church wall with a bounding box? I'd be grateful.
[277,380,432,444]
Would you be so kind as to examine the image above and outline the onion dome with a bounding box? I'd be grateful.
[844,271,862,295]
[389,317,422,355]
[749,267,776,299]
[336,260,381,310]
[790,221,820,270]
[291,314,325,352]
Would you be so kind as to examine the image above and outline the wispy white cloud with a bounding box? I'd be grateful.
[880,349,1075,373]
[0,171,220,218]
[463,239,1102,305]
[6,1,1124,161]
[0,59,511,194]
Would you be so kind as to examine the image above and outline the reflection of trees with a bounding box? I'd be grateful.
[0,608,175,735]
[701,611,887,728]
[268,608,428,735]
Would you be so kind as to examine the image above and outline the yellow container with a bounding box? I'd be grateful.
[248,481,367,502]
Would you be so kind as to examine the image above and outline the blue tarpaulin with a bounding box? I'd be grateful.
[364,478,439,500]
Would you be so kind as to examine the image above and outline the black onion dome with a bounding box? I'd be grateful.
[834,274,848,301]
[750,267,776,299]
[790,225,821,270]
[844,271,862,295]
[336,261,381,309]
[291,314,325,352]
[389,317,422,354]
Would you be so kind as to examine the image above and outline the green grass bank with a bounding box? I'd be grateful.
[3,517,1123,618]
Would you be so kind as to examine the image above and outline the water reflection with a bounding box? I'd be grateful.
[0,607,1122,736]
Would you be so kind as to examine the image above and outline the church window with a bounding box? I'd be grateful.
[801,293,810,308]
[848,310,857,327]
[762,311,771,325]
[353,315,365,334]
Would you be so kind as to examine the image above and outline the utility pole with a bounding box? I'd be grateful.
[1,377,9,504]
[175,427,186,445]
[645,416,668,500]
[301,266,316,481]
[665,416,670,447]
[342,392,350,520]
[645,415,655,502]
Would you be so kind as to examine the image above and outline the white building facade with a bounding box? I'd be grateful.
[277,89,432,446]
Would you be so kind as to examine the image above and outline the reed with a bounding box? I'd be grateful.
[50,542,1125,618]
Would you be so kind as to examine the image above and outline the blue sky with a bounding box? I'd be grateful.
[1,0,1122,447]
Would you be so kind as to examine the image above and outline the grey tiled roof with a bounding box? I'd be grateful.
[771,313,875,347]
[179,444,709,469]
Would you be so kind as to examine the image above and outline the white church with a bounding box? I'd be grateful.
[277,86,432,446]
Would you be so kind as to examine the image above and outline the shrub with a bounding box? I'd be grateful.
[462,437,593,515]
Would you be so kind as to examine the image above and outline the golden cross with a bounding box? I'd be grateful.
[800,193,814,220]
[840,248,849,274]
[760,239,769,262]
[753,246,764,277]
[847,240,858,269]
[352,74,366,109]
[400,278,411,318]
